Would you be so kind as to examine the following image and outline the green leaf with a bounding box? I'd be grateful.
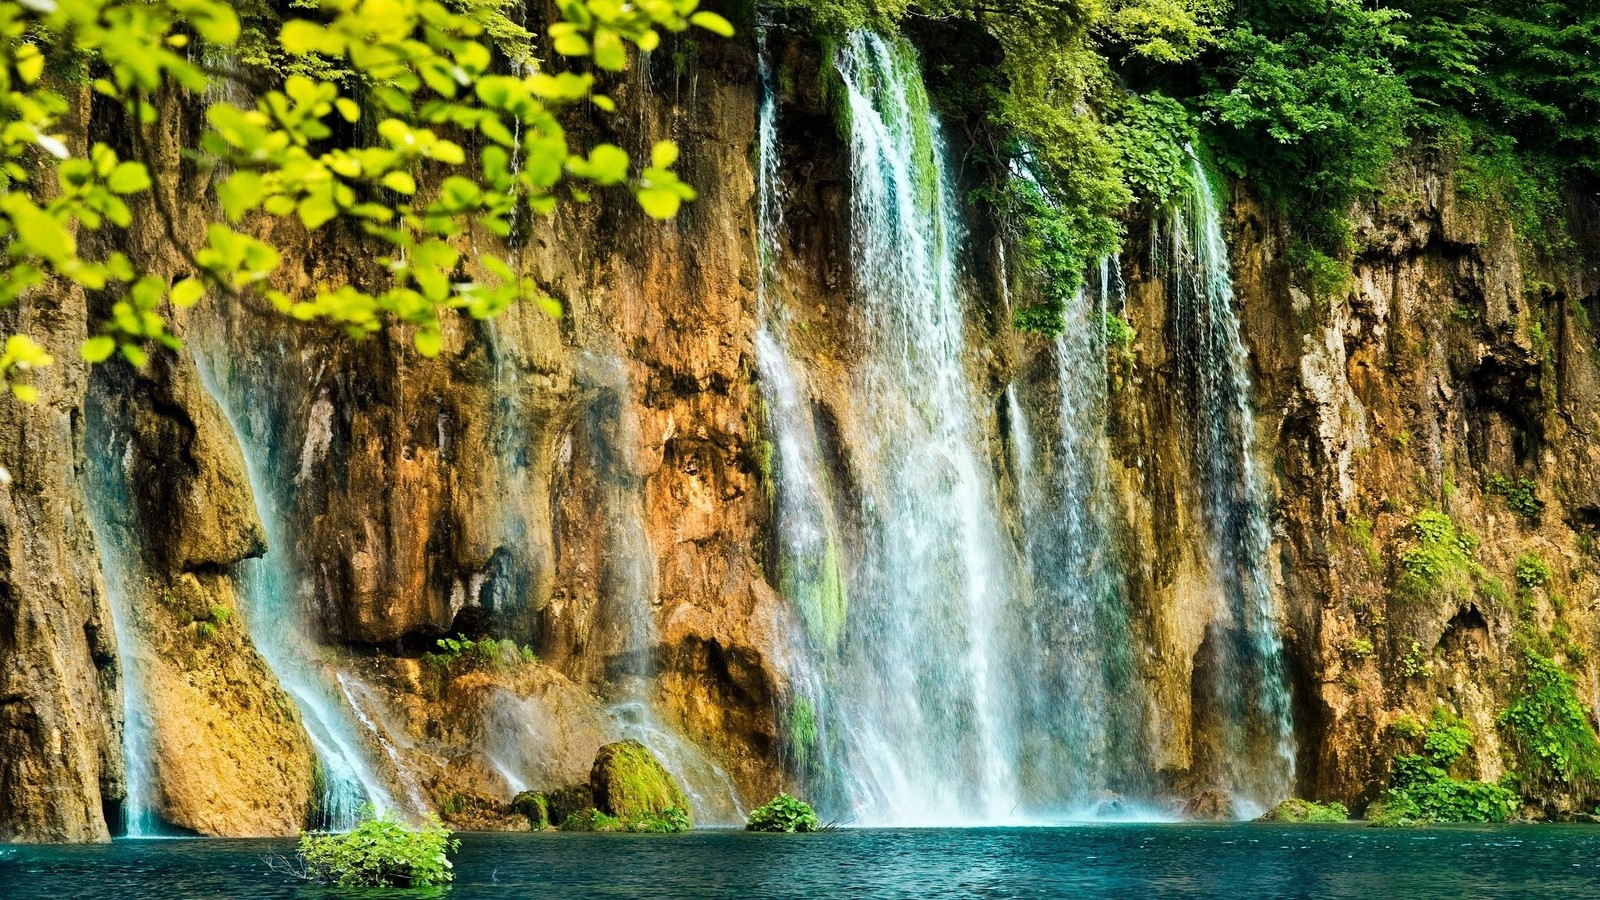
[414,329,443,357]
[11,384,39,403]
[636,187,681,220]
[297,193,339,229]
[15,45,44,85]
[169,278,205,308]
[106,162,152,195]
[382,170,417,195]
[120,344,148,368]
[335,98,361,123]
[280,20,334,55]
[651,141,679,169]
[81,336,116,363]
[690,12,735,38]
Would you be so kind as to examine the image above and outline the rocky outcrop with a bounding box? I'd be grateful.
[590,740,691,822]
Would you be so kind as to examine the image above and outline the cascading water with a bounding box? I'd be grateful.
[1161,150,1295,809]
[1015,265,1148,812]
[575,352,745,825]
[193,351,398,829]
[81,424,159,837]
[799,31,1022,825]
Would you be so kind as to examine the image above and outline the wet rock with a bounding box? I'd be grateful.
[589,740,692,824]
[431,752,526,831]
[512,791,551,829]
[1182,789,1237,821]
[546,783,595,827]
[1090,791,1128,819]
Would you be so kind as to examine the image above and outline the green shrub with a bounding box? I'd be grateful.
[1488,475,1543,519]
[745,793,821,833]
[298,808,458,888]
[1373,709,1519,826]
[1260,799,1350,823]
[1343,637,1375,661]
[1499,650,1600,790]
[1514,553,1553,591]
[422,636,536,674]
[629,807,692,833]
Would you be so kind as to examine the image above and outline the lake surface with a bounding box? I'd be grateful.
[4,824,1600,898]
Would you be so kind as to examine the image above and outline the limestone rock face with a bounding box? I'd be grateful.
[590,740,692,823]
[85,353,316,836]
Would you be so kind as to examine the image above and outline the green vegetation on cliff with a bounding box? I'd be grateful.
[1371,710,1520,826]
[768,0,1600,325]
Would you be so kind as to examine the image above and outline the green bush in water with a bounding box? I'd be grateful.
[746,793,821,833]
[1259,799,1349,823]
[297,807,458,888]
[629,807,693,833]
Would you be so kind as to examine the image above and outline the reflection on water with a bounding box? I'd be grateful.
[4,826,1600,898]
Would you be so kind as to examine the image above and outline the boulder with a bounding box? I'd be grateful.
[1259,799,1348,823]
[589,740,693,824]
[546,782,595,826]
[1182,789,1237,821]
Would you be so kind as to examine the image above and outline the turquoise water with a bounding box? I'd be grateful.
[4,825,1600,897]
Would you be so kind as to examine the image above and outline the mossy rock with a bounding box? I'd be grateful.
[1258,799,1349,823]
[560,807,624,832]
[512,791,550,829]
[589,740,693,826]
[546,783,594,826]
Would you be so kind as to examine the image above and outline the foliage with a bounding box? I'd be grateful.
[422,636,535,673]
[1499,650,1600,790]
[512,791,550,829]
[1104,91,1196,210]
[0,0,731,393]
[1395,511,1479,603]
[1343,637,1374,661]
[1200,0,1411,252]
[745,792,821,833]
[1488,475,1544,519]
[629,807,693,833]
[560,807,623,832]
[1373,709,1520,826]
[1102,313,1136,349]
[1514,553,1554,592]
[1006,171,1113,335]
[298,807,459,888]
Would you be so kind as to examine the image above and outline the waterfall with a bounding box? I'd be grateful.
[193,352,398,830]
[82,426,159,837]
[820,31,1021,825]
[1162,150,1295,809]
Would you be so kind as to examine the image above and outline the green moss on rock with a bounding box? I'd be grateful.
[589,740,693,826]
[1259,799,1350,823]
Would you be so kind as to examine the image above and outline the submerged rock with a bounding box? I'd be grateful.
[1259,799,1349,823]
[1182,789,1238,821]
[1090,791,1128,819]
[589,740,693,825]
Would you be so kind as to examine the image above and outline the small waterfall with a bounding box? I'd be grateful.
[576,351,745,825]
[1015,263,1147,812]
[827,31,1020,824]
[1162,150,1295,809]
[193,351,398,829]
[82,427,159,837]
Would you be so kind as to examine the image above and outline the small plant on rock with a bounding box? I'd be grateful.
[746,793,821,833]
[296,807,458,888]
[1488,475,1543,519]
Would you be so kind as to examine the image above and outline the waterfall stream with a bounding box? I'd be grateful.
[82,422,159,837]
[1161,151,1295,810]
[194,352,398,829]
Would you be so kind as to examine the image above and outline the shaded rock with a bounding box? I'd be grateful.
[1090,791,1128,819]
[512,791,550,829]
[546,782,594,827]
[1182,789,1237,821]
[589,740,692,824]
[431,752,526,832]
